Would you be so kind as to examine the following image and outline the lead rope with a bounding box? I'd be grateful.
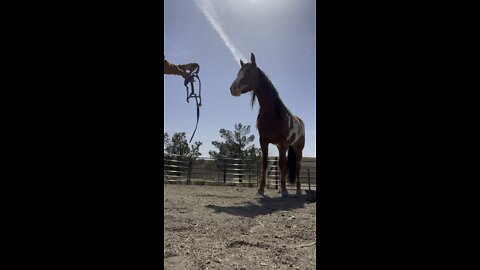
[184,66,202,143]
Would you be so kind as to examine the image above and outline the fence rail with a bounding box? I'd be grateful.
[265,157,316,190]
[164,152,316,190]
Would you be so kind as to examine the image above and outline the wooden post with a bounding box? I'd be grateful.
[307,169,311,190]
[187,158,192,185]
[256,159,259,187]
[223,159,227,184]
[275,157,278,190]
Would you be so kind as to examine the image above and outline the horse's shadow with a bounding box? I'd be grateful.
[206,194,311,218]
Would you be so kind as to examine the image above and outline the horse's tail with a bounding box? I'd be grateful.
[287,146,296,184]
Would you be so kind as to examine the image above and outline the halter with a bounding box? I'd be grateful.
[184,65,202,143]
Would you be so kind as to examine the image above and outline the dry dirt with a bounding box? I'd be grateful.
[164,184,317,270]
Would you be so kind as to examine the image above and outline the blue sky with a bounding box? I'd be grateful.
[164,0,316,157]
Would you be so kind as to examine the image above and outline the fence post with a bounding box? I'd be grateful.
[307,168,311,190]
[247,160,251,184]
[187,157,192,185]
[239,161,243,183]
[256,159,259,187]
[275,157,278,190]
[217,160,220,183]
[223,159,227,184]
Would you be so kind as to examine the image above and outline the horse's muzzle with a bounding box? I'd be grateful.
[230,84,241,96]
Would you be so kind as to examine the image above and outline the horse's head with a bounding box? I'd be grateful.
[230,53,260,97]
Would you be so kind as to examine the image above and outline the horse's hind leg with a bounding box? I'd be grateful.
[294,139,305,196]
[278,144,288,197]
[295,151,302,195]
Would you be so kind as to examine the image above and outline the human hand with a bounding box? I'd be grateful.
[181,63,199,72]
[179,63,199,80]
[188,63,199,71]
[181,71,193,81]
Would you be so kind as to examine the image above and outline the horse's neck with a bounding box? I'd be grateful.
[255,86,284,119]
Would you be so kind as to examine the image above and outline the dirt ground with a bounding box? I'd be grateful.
[164,184,317,270]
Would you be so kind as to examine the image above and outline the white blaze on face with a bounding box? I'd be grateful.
[230,67,248,96]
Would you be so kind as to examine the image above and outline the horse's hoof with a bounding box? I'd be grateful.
[257,189,265,195]
[281,190,289,197]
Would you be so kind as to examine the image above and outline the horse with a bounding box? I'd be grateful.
[230,53,305,197]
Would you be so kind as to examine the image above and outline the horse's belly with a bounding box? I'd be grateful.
[257,115,304,146]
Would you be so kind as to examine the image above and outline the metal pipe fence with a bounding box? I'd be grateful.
[164,152,316,190]
[266,157,317,190]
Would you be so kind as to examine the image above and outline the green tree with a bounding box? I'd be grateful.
[164,132,202,159]
[209,123,261,183]
[209,123,261,160]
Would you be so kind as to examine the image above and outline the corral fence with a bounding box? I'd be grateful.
[164,152,316,190]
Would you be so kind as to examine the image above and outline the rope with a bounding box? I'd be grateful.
[184,66,202,143]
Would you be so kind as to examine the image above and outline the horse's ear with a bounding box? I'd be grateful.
[251,53,256,66]
[240,59,244,67]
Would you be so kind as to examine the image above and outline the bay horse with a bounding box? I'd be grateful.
[230,53,305,197]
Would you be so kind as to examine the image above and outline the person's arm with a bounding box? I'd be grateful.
[164,56,190,79]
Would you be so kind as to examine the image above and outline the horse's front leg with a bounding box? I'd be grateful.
[257,139,268,195]
[278,144,288,197]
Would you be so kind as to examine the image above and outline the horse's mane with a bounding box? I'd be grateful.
[252,68,292,119]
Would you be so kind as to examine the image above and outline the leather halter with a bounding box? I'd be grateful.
[184,65,202,143]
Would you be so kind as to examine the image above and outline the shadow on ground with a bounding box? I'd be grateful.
[206,195,312,218]
[197,194,244,199]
